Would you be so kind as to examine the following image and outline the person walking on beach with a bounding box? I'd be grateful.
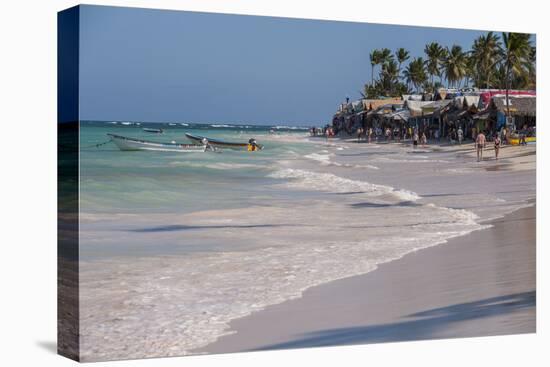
[357,127,363,142]
[413,130,419,149]
[494,133,501,160]
[421,132,427,148]
[457,127,463,145]
[475,131,486,162]
[368,127,373,143]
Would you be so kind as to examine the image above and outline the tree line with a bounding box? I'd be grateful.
[362,32,535,99]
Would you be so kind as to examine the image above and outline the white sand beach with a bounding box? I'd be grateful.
[199,205,535,353]
[197,140,536,354]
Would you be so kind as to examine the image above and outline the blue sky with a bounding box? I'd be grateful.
[79,5,504,125]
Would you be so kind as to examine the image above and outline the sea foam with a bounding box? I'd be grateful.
[269,168,420,202]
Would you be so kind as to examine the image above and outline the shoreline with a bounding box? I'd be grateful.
[196,203,535,354]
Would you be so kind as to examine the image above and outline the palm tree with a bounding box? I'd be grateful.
[380,60,399,96]
[464,54,476,88]
[395,48,410,81]
[443,45,467,88]
[403,57,427,93]
[527,45,537,88]
[470,32,501,88]
[500,32,533,117]
[424,42,445,90]
[369,50,381,86]
[494,64,507,89]
[379,48,394,65]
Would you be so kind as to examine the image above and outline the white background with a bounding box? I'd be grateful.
[0,0,547,366]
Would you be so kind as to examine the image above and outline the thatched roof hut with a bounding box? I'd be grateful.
[362,98,402,111]
[491,96,536,116]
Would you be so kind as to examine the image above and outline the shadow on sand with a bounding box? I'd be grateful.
[251,291,535,351]
[350,201,421,208]
[129,224,302,233]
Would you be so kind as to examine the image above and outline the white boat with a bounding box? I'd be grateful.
[108,134,207,152]
[142,127,164,134]
[185,133,263,150]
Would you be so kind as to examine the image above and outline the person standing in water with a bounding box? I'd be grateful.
[475,131,486,162]
[247,138,259,151]
[494,133,501,160]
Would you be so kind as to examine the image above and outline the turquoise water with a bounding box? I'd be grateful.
[80,121,314,215]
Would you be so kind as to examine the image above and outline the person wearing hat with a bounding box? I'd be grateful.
[247,138,258,151]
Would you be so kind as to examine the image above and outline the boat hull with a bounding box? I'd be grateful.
[185,133,262,150]
[142,128,163,134]
[108,134,206,152]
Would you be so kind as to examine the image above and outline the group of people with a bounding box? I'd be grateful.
[354,126,422,144]
[325,126,336,139]
[448,127,464,145]
[319,121,533,163]
[411,129,428,148]
[474,131,502,162]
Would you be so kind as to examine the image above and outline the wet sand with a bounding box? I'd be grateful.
[198,204,535,354]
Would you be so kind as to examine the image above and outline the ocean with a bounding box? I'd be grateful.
[78,121,535,361]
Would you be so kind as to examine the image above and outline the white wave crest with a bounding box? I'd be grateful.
[269,168,420,201]
[169,161,260,170]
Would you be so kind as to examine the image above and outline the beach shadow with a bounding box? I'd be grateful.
[421,193,469,197]
[485,164,512,172]
[491,216,535,225]
[251,291,535,351]
[338,151,397,157]
[36,340,57,354]
[331,191,369,195]
[350,201,421,208]
[129,224,298,233]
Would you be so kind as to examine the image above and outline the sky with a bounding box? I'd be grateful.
[79,5,503,126]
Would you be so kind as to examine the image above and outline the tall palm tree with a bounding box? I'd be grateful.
[527,45,537,89]
[395,48,410,81]
[463,54,476,88]
[471,32,501,88]
[379,48,394,65]
[500,32,533,116]
[369,49,381,86]
[443,45,467,88]
[424,42,445,90]
[403,57,427,93]
[380,60,399,96]
[494,64,507,89]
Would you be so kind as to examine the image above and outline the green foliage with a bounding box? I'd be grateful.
[403,57,427,93]
[362,33,535,99]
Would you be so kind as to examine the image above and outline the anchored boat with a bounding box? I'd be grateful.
[108,134,207,152]
[185,133,263,150]
[142,127,164,134]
